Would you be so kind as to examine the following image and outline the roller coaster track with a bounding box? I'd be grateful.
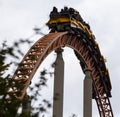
[11,31,113,117]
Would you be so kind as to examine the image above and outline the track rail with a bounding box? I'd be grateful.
[11,32,113,117]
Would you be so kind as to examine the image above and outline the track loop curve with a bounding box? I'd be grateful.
[11,32,113,117]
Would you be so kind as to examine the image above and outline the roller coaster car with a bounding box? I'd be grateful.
[46,7,89,33]
[47,7,112,98]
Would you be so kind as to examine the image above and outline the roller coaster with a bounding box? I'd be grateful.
[10,7,113,117]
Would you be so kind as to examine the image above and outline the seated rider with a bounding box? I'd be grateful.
[50,7,58,18]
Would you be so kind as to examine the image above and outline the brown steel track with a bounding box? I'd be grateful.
[11,32,113,117]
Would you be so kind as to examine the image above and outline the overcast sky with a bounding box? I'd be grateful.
[0,0,120,117]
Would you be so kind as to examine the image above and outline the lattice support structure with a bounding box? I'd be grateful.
[10,32,113,117]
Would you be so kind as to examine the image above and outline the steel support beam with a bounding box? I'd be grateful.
[83,69,92,117]
[53,48,64,117]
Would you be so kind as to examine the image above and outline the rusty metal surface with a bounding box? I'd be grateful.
[11,32,113,117]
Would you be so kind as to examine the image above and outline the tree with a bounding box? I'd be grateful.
[0,39,31,116]
[0,33,53,116]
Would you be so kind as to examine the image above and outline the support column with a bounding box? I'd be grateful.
[53,48,64,117]
[22,94,31,116]
[83,69,92,117]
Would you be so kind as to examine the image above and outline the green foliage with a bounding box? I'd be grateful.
[0,39,53,117]
[0,40,32,116]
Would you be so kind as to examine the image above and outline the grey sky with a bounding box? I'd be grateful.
[0,0,120,116]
